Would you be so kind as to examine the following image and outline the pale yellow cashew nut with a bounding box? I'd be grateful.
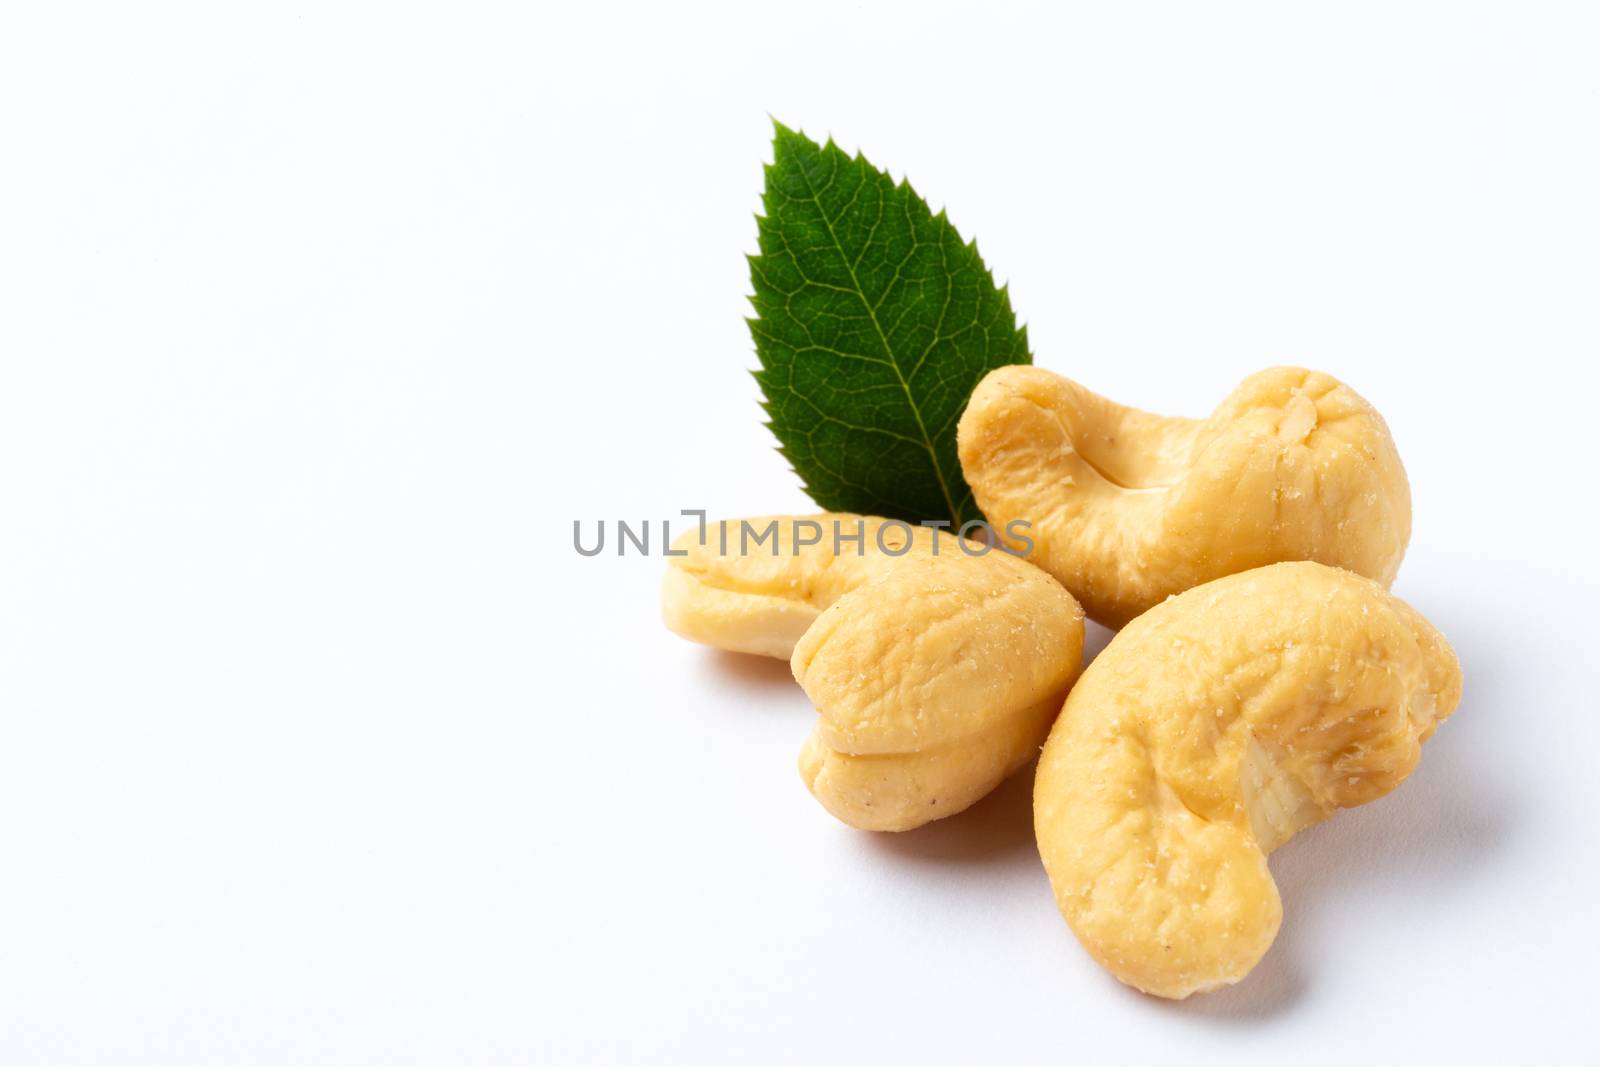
[1034,561,1461,998]
[793,552,1084,830]
[957,365,1412,627]
[663,515,1085,831]
[661,515,943,659]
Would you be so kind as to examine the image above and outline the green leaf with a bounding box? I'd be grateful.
[748,122,1032,528]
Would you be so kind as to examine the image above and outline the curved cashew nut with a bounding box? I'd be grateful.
[661,515,945,658]
[1034,561,1461,998]
[663,515,1085,831]
[957,365,1412,627]
[794,551,1084,830]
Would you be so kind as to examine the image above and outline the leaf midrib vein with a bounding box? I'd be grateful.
[789,156,962,525]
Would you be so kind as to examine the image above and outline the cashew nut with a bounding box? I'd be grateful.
[957,365,1412,627]
[663,515,1085,830]
[1033,561,1461,998]
[661,515,944,658]
[794,551,1084,830]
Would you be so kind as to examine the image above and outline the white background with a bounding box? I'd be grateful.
[3,2,1597,1063]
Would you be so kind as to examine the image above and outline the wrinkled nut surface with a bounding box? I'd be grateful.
[957,365,1412,627]
[1034,561,1461,999]
[663,514,1085,831]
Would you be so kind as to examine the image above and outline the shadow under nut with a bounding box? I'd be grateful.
[1033,561,1462,999]
[957,365,1412,628]
[794,552,1085,832]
